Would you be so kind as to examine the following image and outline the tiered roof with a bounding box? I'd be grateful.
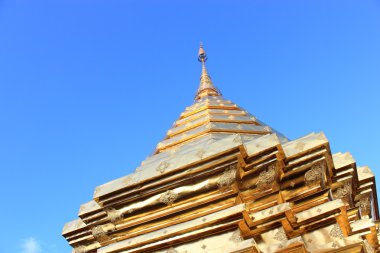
[63,44,379,253]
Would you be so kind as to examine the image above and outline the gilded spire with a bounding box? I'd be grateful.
[195,43,221,100]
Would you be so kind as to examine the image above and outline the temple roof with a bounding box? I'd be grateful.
[91,44,288,202]
[154,44,286,154]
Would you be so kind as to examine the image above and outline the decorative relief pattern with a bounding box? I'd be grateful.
[256,164,276,190]
[106,208,123,223]
[92,226,106,239]
[157,161,170,174]
[359,197,371,214]
[159,190,178,205]
[305,164,323,187]
[74,246,87,253]
[334,183,352,201]
[329,224,344,240]
[229,230,244,243]
[217,166,236,189]
[273,227,288,242]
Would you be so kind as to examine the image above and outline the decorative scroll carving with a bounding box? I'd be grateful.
[334,183,352,201]
[157,161,170,174]
[74,246,87,253]
[159,190,178,205]
[359,197,371,215]
[229,230,243,243]
[256,164,276,190]
[217,166,236,189]
[273,227,287,242]
[329,224,344,239]
[305,164,323,187]
[106,208,123,223]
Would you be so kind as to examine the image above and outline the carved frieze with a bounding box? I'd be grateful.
[256,164,276,190]
[305,164,323,187]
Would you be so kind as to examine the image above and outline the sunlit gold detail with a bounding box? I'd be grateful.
[305,164,323,187]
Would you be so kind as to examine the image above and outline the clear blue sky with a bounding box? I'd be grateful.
[0,1,379,252]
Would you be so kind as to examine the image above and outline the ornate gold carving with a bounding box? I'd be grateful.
[157,161,170,174]
[159,190,178,205]
[329,224,344,239]
[256,164,276,190]
[229,230,243,243]
[305,164,323,187]
[74,246,87,253]
[273,227,287,242]
[359,197,371,214]
[92,226,106,239]
[217,166,236,189]
[334,183,352,201]
[106,208,123,223]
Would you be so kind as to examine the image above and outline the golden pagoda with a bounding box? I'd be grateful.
[63,44,380,253]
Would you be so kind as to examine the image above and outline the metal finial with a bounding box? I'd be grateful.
[195,43,222,100]
[198,42,207,62]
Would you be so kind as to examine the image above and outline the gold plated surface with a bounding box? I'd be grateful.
[63,45,380,253]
